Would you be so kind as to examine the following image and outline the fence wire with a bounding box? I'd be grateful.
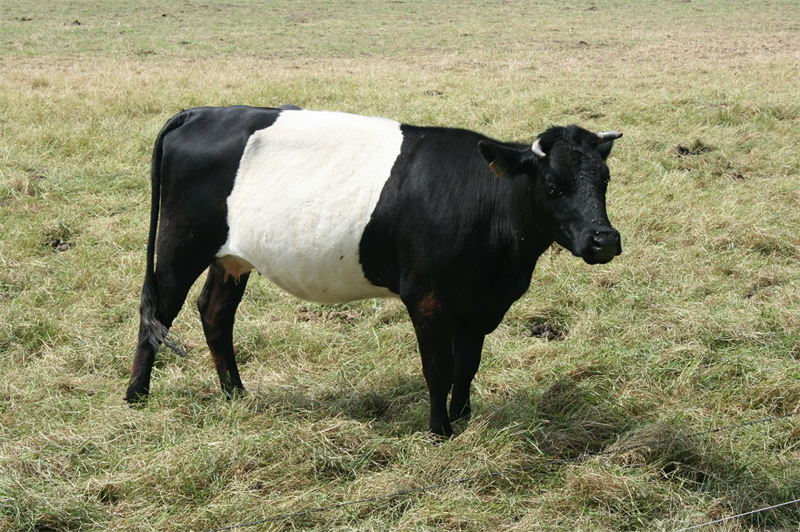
[673,497,800,532]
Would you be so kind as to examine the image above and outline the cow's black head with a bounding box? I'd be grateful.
[478,125,622,264]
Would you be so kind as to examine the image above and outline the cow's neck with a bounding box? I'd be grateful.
[498,175,555,269]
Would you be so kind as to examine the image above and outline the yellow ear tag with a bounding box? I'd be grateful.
[489,159,508,177]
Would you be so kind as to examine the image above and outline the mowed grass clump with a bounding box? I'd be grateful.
[1,1,800,530]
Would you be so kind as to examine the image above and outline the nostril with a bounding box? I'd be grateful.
[609,231,621,250]
[590,230,620,253]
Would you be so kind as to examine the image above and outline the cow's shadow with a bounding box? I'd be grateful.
[242,374,629,447]
[228,372,800,526]
[241,373,430,435]
[242,375,800,527]
[479,377,629,457]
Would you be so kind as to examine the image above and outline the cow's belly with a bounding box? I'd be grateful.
[215,110,403,303]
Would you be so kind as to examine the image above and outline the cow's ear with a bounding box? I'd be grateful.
[596,140,615,161]
[595,131,621,161]
[478,140,534,178]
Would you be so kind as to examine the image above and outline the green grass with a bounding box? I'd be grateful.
[2,1,800,530]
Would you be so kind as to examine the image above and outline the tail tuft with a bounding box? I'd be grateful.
[140,273,187,357]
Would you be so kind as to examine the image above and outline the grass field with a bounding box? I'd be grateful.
[1,1,800,530]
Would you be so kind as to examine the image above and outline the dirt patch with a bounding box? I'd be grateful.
[724,171,746,181]
[745,275,782,298]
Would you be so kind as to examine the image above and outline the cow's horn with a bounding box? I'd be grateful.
[596,131,623,142]
[531,138,546,158]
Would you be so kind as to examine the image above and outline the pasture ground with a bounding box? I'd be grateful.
[1,1,799,530]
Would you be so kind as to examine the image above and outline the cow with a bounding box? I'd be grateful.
[125,106,622,437]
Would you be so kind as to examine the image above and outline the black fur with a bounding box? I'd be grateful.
[359,124,620,435]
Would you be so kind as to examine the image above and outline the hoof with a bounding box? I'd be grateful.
[124,387,149,405]
[449,407,471,423]
[429,423,453,440]
[222,386,246,400]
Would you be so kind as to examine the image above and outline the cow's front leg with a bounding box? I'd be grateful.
[449,323,484,423]
[405,293,456,437]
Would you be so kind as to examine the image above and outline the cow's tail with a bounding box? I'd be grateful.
[139,112,190,357]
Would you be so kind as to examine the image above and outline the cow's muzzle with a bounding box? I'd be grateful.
[582,228,622,264]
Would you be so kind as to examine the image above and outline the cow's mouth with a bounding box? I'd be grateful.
[582,253,617,265]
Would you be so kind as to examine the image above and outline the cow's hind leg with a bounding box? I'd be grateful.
[449,323,485,423]
[197,265,250,398]
[126,318,163,403]
[125,265,208,403]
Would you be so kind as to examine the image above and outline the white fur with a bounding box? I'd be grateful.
[216,110,403,303]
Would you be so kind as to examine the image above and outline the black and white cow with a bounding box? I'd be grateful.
[125,106,622,437]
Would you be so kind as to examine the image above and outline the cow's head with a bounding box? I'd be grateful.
[478,125,622,264]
